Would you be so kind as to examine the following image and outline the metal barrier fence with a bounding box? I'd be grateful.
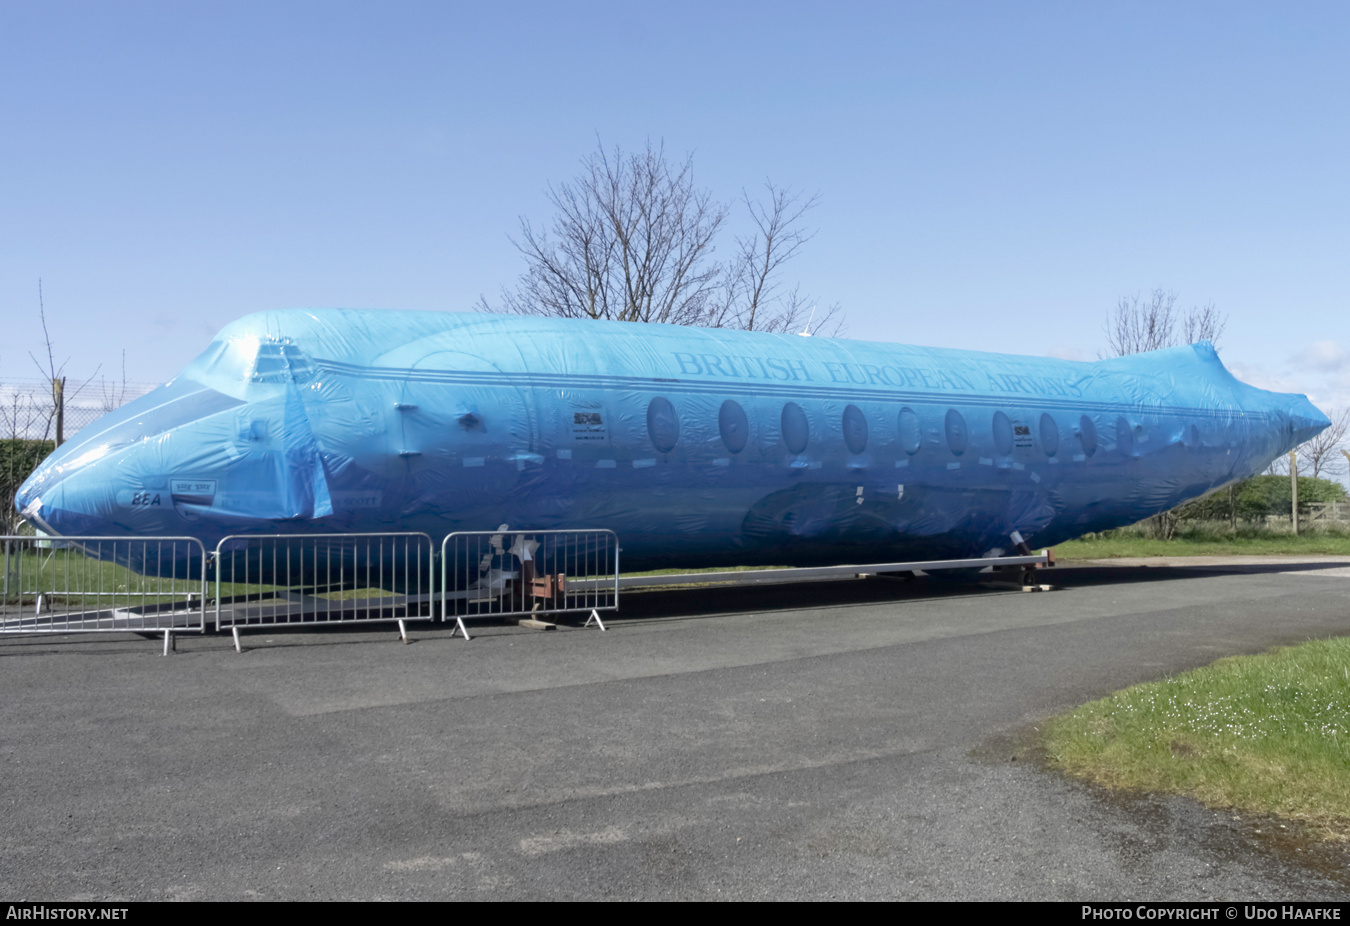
[213,532,435,649]
[440,529,619,640]
[0,535,207,652]
[3,527,1060,653]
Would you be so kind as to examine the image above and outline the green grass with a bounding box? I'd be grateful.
[2,548,207,606]
[1,548,372,607]
[622,564,789,577]
[9,522,1349,608]
[1044,638,1350,838]
[1056,523,1350,559]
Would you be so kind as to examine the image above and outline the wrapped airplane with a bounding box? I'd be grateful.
[15,310,1329,576]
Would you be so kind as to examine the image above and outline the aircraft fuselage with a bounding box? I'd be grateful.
[16,310,1329,572]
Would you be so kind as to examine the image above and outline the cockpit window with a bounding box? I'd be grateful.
[251,343,314,384]
[181,338,314,391]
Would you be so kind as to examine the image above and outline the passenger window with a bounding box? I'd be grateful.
[646,397,679,453]
[1039,413,1059,457]
[719,400,749,454]
[992,411,1014,456]
[898,407,921,454]
[843,405,868,454]
[945,409,967,456]
[1116,417,1135,457]
[781,402,809,454]
[1078,415,1098,457]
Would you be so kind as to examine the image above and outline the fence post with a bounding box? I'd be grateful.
[51,376,65,447]
[1290,450,1298,536]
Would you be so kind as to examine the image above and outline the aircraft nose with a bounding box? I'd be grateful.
[13,378,246,537]
[13,444,112,537]
[14,420,165,537]
[1286,396,1332,450]
[13,469,44,525]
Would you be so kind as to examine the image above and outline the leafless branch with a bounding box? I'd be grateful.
[484,142,842,334]
[732,183,819,332]
[101,351,129,413]
[1291,407,1349,479]
[1104,288,1229,357]
[1181,300,1226,347]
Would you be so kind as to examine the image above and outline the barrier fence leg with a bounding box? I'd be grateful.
[162,630,176,656]
[232,626,242,653]
[397,618,408,644]
[451,616,471,641]
[584,609,606,631]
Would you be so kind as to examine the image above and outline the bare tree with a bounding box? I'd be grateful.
[717,184,841,334]
[1269,407,1349,479]
[1182,300,1226,346]
[482,141,842,334]
[100,351,129,413]
[1104,287,1228,539]
[0,377,48,444]
[1105,288,1177,356]
[24,280,97,447]
[1299,407,1349,479]
[27,279,65,444]
[1104,288,1226,357]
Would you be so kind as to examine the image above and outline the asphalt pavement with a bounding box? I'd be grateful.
[2,557,1349,900]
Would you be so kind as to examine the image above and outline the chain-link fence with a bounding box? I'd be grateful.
[1,377,159,442]
[2,376,160,534]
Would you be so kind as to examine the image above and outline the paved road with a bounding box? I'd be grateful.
[2,558,1348,900]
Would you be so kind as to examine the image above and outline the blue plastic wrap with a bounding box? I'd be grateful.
[16,309,1330,570]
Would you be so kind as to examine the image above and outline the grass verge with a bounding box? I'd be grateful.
[1043,638,1350,839]
[1056,526,1350,559]
[1,549,363,607]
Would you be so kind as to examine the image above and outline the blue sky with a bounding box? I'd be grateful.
[3,1,1347,431]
